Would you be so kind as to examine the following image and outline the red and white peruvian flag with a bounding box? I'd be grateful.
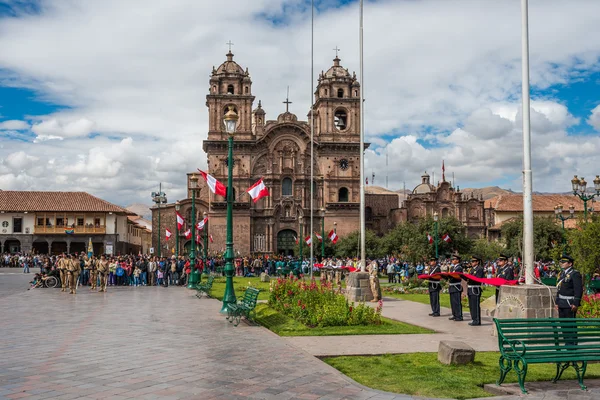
[246,177,270,203]
[209,235,214,243]
[427,233,433,244]
[197,217,209,231]
[165,228,172,240]
[315,232,323,242]
[198,169,227,197]
[442,233,452,243]
[184,229,192,240]
[196,233,201,243]
[176,212,185,231]
[328,229,338,244]
[294,235,299,245]
[305,235,312,246]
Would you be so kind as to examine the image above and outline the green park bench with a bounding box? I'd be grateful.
[226,287,260,327]
[195,275,215,298]
[494,318,600,394]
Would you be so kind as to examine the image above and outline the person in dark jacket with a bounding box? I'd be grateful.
[448,254,464,321]
[466,255,485,326]
[427,257,442,317]
[495,253,514,303]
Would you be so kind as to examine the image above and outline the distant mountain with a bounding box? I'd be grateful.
[460,186,514,200]
[126,203,152,219]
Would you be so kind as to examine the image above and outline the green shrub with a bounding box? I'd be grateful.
[578,293,600,319]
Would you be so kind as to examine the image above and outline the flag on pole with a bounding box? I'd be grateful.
[209,234,213,243]
[442,160,446,182]
[198,169,227,197]
[196,233,201,244]
[328,229,338,244]
[305,235,312,246]
[246,177,270,203]
[427,233,433,244]
[165,228,172,240]
[442,233,451,243]
[197,217,209,231]
[176,212,185,230]
[294,235,299,245]
[366,177,369,185]
[184,229,192,240]
[315,232,323,242]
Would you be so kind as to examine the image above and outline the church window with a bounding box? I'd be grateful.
[312,180,318,198]
[442,208,449,218]
[338,187,349,202]
[245,86,249,94]
[212,85,217,93]
[334,109,347,130]
[365,206,373,221]
[337,88,344,98]
[324,89,328,96]
[282,178,293,196]
[227,84,234,94]
[354,90,358,97]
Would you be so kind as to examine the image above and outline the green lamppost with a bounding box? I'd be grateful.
[320,207,325,260]
[571,175,600,221]
[220,106,238,313]
[175,201,181,257]
[202,211,209,275]
[187,174,200,288]
[433,211,439,259]
[554,204,575,250]
[151,184,167,257]
[299,215,303,265]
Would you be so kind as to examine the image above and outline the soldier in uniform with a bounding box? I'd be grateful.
[448,254,463,321]
[466,255,485,326]
[555,254,583,318]
[426,257,442,317]
[67,254,80,294]
[87,256,98,290]
[368,260,381,302]
[97,255,109,292]
[57,254,68,292]
[495,254,514,303]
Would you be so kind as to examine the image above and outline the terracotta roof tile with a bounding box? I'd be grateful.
[0,191,134,214]
[487,194,590,212]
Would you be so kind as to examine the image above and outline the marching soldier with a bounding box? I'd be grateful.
[427,257,442,317]
[87,256,98,290]
[97,255,109,292]
[448,254,463,321]
[368,260,381,302]
[466,255,485,326]
[67,254,80,294]
[495,254,514,303]
[57,254,68,292]
[555,254,583,318]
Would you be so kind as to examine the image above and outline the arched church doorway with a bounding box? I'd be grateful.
[277,229,297,256]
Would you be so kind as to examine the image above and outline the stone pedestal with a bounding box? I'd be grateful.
[438,341,475,365]
[496,284,557,320]
[345,272,373,302]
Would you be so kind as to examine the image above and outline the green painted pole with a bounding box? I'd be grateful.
[434,220,438,259]
[321,215,325,260]
[203,216,208,275]
[221,135,237,313]
[187,188,197,288]
[157,206,161,258]
[299,219,303,265]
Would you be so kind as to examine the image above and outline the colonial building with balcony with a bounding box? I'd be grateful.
[0,191,136,255]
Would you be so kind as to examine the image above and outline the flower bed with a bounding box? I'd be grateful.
[578,293,600,318]
[269,276,382,327]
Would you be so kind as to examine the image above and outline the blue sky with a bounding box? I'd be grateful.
[0,0,600,205]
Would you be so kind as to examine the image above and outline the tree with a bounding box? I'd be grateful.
[500,216,563,260]
[470,238,505,262]
[567,215,600,278]
[334,229,383,259]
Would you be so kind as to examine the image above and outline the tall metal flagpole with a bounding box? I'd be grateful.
[309,0,314,278]
[521,0,534,285]
[359,0,366,271]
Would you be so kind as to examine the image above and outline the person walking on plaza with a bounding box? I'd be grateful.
[495,254,513,303]
[57,254,68,292]
[67,254,80,294]
[426,256,441,317]
[368,260,381,302]
[448,254,463,321]
[555,254,583,319]
[97,255,109,292]
[466,255,485,326]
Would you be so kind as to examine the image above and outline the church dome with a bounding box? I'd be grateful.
[413,183,435,194]
[277,112,298,123]
[214,51,245,75]
[323,56,351,79]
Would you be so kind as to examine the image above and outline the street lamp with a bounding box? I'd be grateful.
[187,174,200,288]
[151,184,167,258]
[433,211,439,259]
[554,204,575,251]
[320,207,325,261]
[175,201,181,258]
[203,211,209,275]
[220,106,239,314]
[299,215,304,267]
[571,175,600,221]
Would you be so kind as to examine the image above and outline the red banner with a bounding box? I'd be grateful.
[418,272,518,287]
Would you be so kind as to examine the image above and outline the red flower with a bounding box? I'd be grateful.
[349,306,353,313]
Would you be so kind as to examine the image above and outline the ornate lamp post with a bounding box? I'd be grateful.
[299,215,303,266]
[571,175,600,221]
[433,211,439,259]
[554,204,575,250]
[220,106,238,313]
[175,201,181,257]
[151,184,167,257]
[187,174,200,288]
[202,211,209,275]
[320,207,325,261]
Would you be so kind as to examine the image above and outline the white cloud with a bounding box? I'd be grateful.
[589,105,600,131]
[0,120,29,130]
[0,0,599,204]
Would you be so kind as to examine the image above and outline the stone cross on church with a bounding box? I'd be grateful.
[283,86,292,113]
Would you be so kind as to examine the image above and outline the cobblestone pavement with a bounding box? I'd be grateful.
[0,284,418,400]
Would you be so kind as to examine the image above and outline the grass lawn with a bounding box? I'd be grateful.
[323,352,600,399]
[253,303,432,336]
[207,276,271,301]
[383,286,496,309]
